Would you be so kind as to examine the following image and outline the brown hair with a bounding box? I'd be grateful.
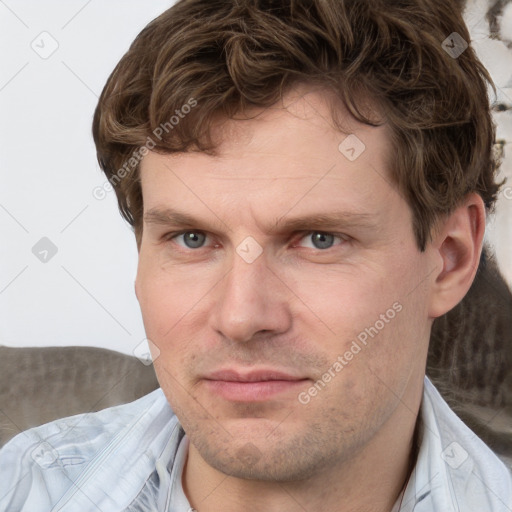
[92,0,503,251]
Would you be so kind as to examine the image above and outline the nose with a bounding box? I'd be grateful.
[209,249,292,343]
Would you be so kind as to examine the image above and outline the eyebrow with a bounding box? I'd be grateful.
[143,207,378,235]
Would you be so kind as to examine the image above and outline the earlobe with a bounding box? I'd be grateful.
[428,193,486,319]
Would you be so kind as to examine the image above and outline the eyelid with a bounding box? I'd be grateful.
[163,230,213,248]
[163,229,349,251]
[292,231,349,249]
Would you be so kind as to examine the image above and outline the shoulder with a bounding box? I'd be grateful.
[0,388,177,512]
[421,377,512,511]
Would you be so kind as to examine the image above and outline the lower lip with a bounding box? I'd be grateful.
[204,379,309,402]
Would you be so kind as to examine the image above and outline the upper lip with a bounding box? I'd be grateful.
[204,369,307,382]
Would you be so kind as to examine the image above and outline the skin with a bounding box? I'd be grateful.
[134,85,485,512]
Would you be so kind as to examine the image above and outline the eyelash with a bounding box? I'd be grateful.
[162,230,349,252]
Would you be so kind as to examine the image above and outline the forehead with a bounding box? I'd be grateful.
[138,87,396,220]
[141,86,391,166]
[201,85,389,161]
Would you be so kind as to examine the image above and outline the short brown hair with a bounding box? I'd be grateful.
[92,0,502,251]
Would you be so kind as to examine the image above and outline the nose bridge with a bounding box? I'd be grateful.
[228,253,266,302]
[210,246,291,343]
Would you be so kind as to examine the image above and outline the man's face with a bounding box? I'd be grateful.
[135,87,436,481]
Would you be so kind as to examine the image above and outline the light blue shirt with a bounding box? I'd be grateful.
[1,377,511,511]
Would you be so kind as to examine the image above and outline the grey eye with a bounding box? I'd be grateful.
[310,232,335,250]
[181,231,206,249]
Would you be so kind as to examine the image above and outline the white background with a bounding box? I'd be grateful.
[1,0,511,356]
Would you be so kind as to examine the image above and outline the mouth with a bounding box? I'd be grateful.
[202,369,310,402]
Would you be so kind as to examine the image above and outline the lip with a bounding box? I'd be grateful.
[204,369,305,382]
[202,368,309,402]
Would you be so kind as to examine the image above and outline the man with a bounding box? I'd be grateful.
[1,0,511,511]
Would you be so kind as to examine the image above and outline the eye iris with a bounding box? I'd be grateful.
[312,232,334,249]
[184,232,205,248]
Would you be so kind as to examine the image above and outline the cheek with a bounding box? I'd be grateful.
[136,252,211,333]
[136,268,201,387]
[137,271,170,334]
[291,265,396,334]
[308,255,427,367]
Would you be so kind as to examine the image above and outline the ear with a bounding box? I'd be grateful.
[428,192,486,319]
